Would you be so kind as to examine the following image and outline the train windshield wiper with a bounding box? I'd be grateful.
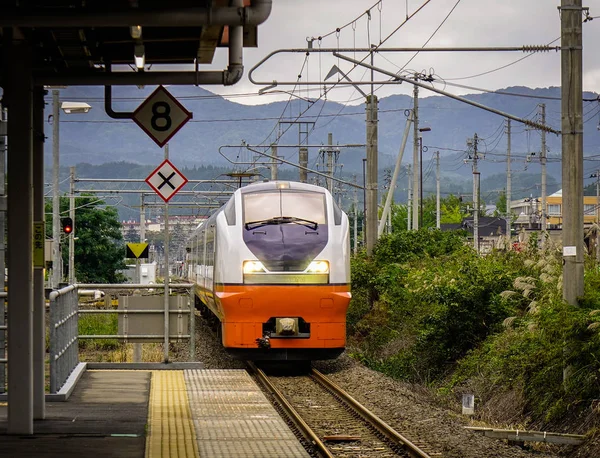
[245,216,318,230]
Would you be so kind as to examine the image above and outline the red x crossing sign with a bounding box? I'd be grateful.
[145,159,188,202]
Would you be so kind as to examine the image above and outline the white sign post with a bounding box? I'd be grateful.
[146,154,188,362]
[133,86,192,148]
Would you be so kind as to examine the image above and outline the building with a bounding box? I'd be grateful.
[510,190,599,230]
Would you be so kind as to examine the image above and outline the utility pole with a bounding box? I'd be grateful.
[407,164,412,231]
[506,119,512,244]
[412,82,420,230]
[365,94,378,256]
[353,175,358,254]
[540,103,547,238]
[468,134,480,254]
[435,151,440,229]
[561,0,584,306]
[591,170,600,262]
[68,167,75,285]
[270,144,278,180]
[52,89,61,288]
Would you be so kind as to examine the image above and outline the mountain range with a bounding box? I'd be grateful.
[41,84,600,220]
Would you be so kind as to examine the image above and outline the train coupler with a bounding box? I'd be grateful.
[256,333,271,349]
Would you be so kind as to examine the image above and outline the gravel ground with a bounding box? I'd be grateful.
[187,314,576,458]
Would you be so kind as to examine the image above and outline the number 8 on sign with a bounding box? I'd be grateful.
[132,86,192,148]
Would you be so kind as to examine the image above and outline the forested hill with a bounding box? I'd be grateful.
[45,85,600,183]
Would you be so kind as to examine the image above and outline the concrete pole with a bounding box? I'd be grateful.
[561,0,584,305]
[435,151,440,229]
[407,164,412,231]
[592,169,600,262]
[270,144,278,181]
[69,166,75,284]
[6,39,34,435]
[472,134,480,254]
[33,87,46,420]
[365,95,378,255]
[379,111,412,236]
[540,104,547,238]
[327,133,333,193]
[353,175,358,254]
[52,90,61,288]
[506,119,512,244]
[412,83,420,230]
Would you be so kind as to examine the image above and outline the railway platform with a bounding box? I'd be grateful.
[0,368,309,458]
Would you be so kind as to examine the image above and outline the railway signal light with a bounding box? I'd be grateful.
[61,217,73,234]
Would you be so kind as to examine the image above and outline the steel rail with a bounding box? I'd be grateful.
[247,362,333,458]
[311,368,432,458]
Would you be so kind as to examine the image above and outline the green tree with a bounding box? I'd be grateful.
[494,190,507,217]
[45,195,126,283]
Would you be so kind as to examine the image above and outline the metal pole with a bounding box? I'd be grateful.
[52,90,61,288]
[561,0,584,305]
[540,104,547,239]
[69,166,75,284]
[299,146,308,183]
[412,82,419,230]
[163,144,170,363]
[435,151,440,229]
[365,95,378,255]
[506,119,512,245]
[327,133,333,193]
[379,111,412,236]
[0,103,6,393]
[270,144,278,180]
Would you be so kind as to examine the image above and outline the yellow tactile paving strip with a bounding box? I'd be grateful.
[146,371,199,458]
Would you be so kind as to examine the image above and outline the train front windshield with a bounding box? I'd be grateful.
[243,190,326,226]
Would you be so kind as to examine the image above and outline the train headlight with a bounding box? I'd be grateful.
[243,260,266,274]
[306,260,329,273]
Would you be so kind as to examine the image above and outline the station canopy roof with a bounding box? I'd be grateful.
[0,0,259,82]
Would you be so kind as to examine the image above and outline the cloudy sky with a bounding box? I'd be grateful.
[202,0,600,105]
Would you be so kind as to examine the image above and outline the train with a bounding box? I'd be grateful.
[184,180,351,361]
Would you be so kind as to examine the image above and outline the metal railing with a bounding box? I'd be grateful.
[49,283,195,394]
[49,285,79,393]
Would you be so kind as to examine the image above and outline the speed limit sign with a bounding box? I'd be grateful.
[132,85,193,147]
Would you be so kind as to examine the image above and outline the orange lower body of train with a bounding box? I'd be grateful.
[207,283,351,360]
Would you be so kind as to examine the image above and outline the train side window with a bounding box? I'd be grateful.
[332,200,342,225]
[224,197,236,226]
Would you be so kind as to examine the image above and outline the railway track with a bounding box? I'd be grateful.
[248,363,437,458]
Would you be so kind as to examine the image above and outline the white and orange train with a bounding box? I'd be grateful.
[185,180,351,361]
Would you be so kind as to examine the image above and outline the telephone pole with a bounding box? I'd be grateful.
[412,82,420,230]
[435,151,440,229]
[561,0,584,305]
[539,104,548,237]
[467,134,480,254]
[407,164,412,231]
[505,119,512,244]
[365,94,378,255]
[353,175,358,254]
